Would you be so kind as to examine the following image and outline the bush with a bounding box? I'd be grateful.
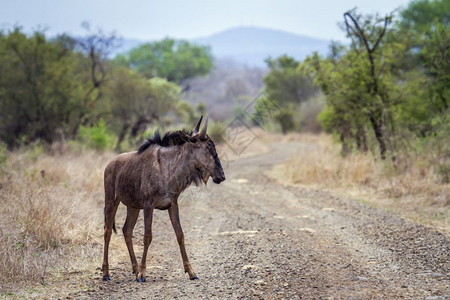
[78,120,115,151]
[299,96,325,133]
[413,114,450,184]
[208,121,227,143]
[0,142,8,172]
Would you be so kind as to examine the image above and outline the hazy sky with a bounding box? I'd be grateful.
[1,0,411,42]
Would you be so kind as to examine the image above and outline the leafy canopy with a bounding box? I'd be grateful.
[115,38,213,84]
[0,28,94,146]
[400,0,450,32]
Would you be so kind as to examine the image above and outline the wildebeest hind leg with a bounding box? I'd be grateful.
[102,197,120,281]
[123,207,140,275]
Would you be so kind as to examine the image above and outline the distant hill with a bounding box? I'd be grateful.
[193,26,330,66]
[114,26,330,67]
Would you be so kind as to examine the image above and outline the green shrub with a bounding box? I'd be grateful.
[78,120,115,151]
[22,142,46,162]
[299,96,325,133]
[0,142,7,172]
[208,121,227,143]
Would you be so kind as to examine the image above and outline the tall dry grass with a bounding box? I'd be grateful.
[0,147,115,286]
[271,133,450,231]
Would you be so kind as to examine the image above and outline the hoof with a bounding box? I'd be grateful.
[137,276,146,283]
[190,275,199,280]
[102,275,111,281]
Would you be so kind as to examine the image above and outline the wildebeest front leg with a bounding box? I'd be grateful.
[137,205,153,282]
[168,204,198,280]
[123,207,140,275]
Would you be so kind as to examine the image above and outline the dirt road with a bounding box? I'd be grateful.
[69,141,449,299]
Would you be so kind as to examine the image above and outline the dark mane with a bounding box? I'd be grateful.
[138,129,195,153]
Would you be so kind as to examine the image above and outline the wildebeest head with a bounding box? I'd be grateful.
[191,116,226,184]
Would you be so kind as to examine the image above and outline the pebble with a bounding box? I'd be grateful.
[242,264,258,270]
[355,276,369,281]
[299,227,316,233]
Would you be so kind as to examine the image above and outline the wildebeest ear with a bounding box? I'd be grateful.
[192,115,203,135]
[199,116,208,139]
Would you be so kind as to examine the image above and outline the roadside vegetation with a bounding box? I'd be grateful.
[0,145,114,287]
[258,0,449,231]
[269,133,449,232]
[0,28,213,151]
[259,0,449,174]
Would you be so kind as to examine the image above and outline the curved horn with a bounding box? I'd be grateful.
[199,116,208,138]
[192,115,203,135]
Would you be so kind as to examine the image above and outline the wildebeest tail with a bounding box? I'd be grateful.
[103,207,117,234]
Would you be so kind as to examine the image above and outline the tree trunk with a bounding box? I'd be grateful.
[340,121,351,156]
[115,124,129,151]
[356,127,368,152]
[369,115,387,159]
[281,124,287,135]
[131,117,151,138]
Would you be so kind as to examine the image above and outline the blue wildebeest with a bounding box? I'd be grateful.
[102,116,225,282]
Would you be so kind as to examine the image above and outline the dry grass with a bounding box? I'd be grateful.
[277,134,378,188]
[0,147,115,289]
[270,133,450,232]
[0,128,271,293]
[0,130,448,293]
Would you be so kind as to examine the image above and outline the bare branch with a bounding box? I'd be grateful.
[344,11,371,55]
[77,24,122,89]
[372,15,390,52]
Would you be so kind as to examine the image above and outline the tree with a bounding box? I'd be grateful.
[77,23,120,89]
[76,23,121,128]
[0,28,94,146]
[342,9,394,159]
[397,0,450,177]
[400,0,450,32]
[115,38,213,89]
[264,55,319,106]
[256,55,319,133]
[107,67,181,149]
[421,23,449,113]
[309,50,371,155]
[309,10,405,159]
[395,0,449,137]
